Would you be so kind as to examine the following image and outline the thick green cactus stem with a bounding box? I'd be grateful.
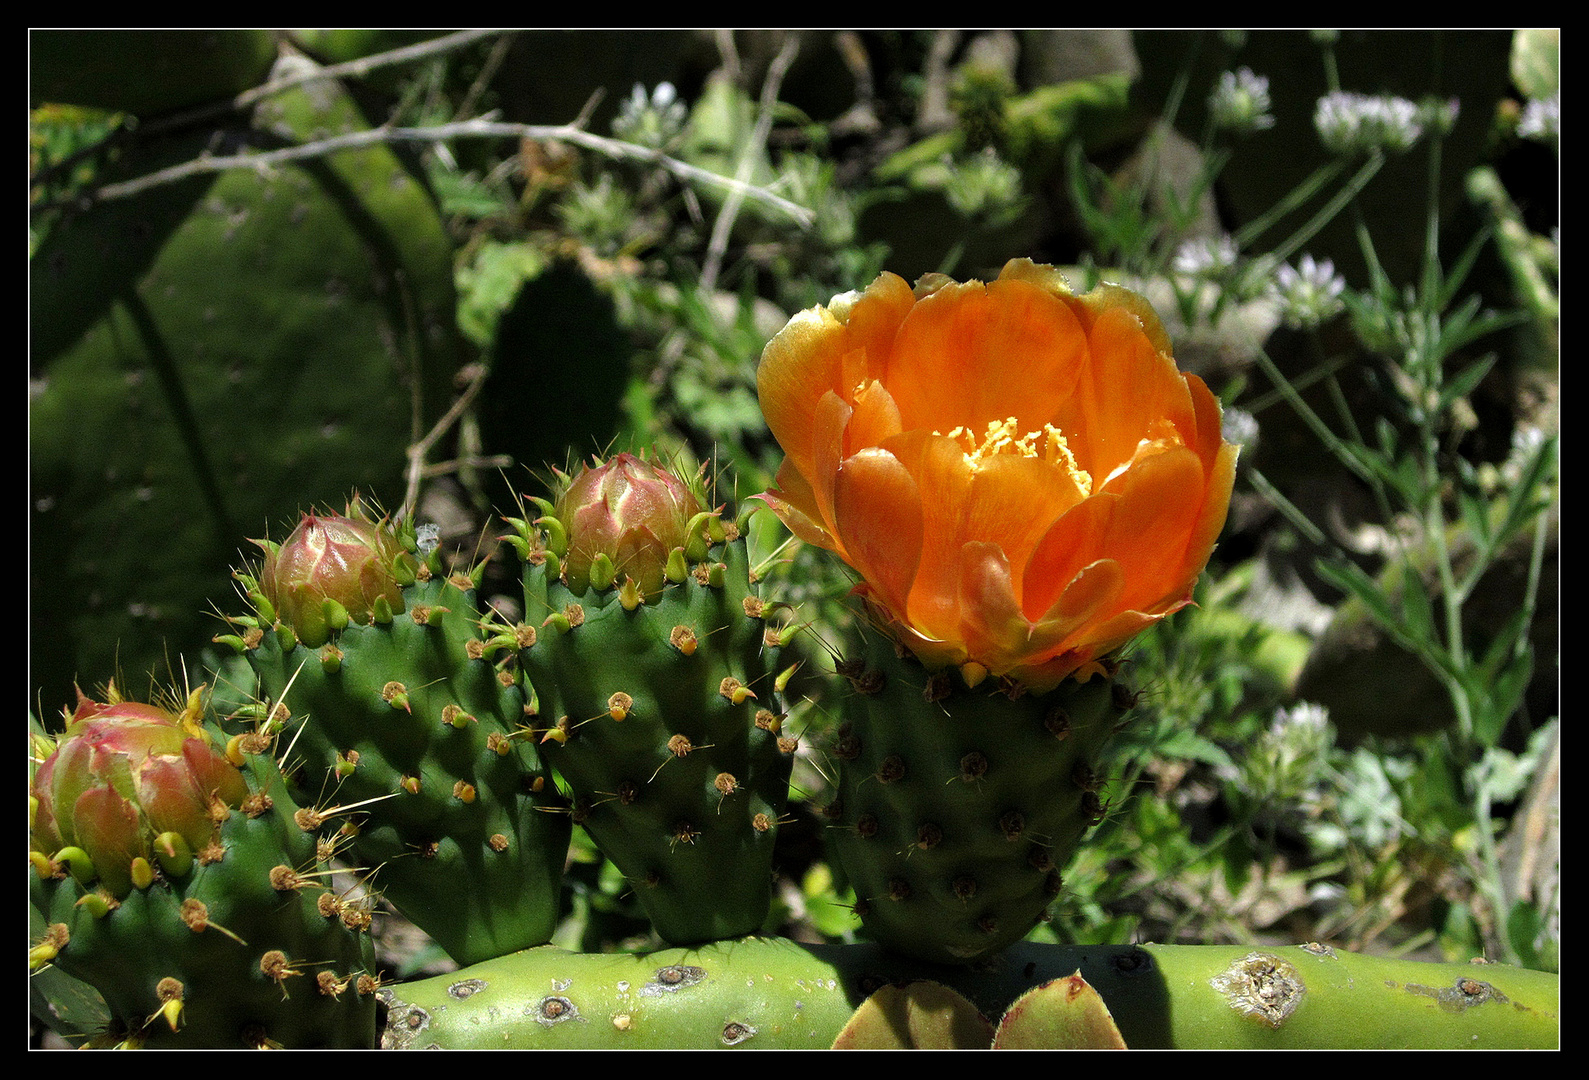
[29,687,377,1048]
[517,459,800,946]
[823,622,1125,964]
[380,939,1559,1050]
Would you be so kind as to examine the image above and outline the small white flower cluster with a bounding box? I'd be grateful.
[1501,424,1550,487]
[1270,700,1330,738]
[612,82,689,149]
[1314,91,1423,155]
[1234,701,1334,807]
[1209,67,1276,137]
[1172,234,1241,278]
[1271,254,1347,329]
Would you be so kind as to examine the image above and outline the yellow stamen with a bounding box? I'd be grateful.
[945,418,1093,495]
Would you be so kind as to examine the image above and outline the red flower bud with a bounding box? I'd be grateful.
[30,690,251,897]
[260,511,410,647]
[554,454,705,600]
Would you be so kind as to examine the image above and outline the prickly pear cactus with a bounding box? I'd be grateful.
[822,625,1129,964]
[28,684,378,1048]
[512,454,804,945]
[379,938,1561,1050]
[222,501,571,967]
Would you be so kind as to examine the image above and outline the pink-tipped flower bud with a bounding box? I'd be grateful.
[554,453,705,601]
[259,511,411,647]
[30,690,251,898]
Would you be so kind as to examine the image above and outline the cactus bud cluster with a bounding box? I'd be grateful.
[223,498,571,967]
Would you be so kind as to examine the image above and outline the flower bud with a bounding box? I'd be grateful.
[260,511,411,647]
[554,453,705,601]
[30,690,251,898]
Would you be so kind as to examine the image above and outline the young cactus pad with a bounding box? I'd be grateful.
[29,686,378,1048]
[823,625,1128,964]
[225,505,571,967]
[514,455,803,945]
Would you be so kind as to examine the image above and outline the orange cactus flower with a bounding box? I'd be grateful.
[757,259,1237,692]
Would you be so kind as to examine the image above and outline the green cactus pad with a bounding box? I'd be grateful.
[824,624,1126,964]
[30,30,279,117]
[519,517,799,946]
[238,548,571,968]
[382,937,860,1049]
[30,720,378,1048]
[380,939,1559,1050]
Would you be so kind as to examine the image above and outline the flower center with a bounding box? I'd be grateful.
[944,418,1094,496]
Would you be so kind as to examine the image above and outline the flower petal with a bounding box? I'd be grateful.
[1021,493,1119,621]
[845,378,904,455]
[884,278,1088,435]
[831,447,925,620]
[763,461,833,549]
[1096,444,1208,614]
[1052,306,1198,482]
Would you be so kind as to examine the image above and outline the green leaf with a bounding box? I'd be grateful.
[1153,728,1235,771]
[1477,649,1534,746]
[1438,354,1498,414]
[1454,461,1495,551]
[1492,435,1558,550]
[1505,899,1557,973]
[1315,559,1412,652]
[1393,564,1438,657]
[1510,28,1560,101]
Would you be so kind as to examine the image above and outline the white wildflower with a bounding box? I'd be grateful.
[1173,235,1240,278]
[1314,91,1423,155]
[1518,94,1559,142]
[612,82,688,148]
[1209,67,1276,136]
[1271,255,1347,329]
